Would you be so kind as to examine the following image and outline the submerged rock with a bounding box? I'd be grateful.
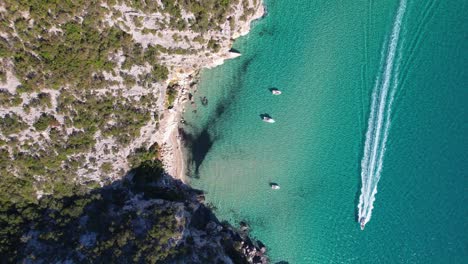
[200,96,209,106]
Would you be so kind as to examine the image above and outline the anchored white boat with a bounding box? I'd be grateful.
[270,183,280,190]
[271,89,282,95]
[262,116,275,123]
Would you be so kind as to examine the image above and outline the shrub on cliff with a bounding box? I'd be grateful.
[0,160,178,262]
[33,113,58,131]
[0,113,27,135]
[166,85,178,109]
[152,64,169,81]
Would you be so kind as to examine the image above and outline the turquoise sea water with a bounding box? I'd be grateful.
[183,0,467,263]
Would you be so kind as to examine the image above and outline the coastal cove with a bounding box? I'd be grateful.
[0,1,272,262]
[181,0,467,263]
[0,0,464,262]
[154,2,265,184]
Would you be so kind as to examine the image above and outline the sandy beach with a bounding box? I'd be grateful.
[155,3,265,183]
[154,73,193,183]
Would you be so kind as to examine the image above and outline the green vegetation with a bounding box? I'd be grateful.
[0,0,259,261]
[165,85,178,109]
[128,143,160,168]
[0,0,194,94]
[66,131,96,154]
[0,113,27,135]
[123,0,241,33]
[193,35,205,44]
[179,0,240,32]
[100,162,113,174]
[0,90,22,107]
[0,0,170,206]
[0,70,6,83]
[152,64,169,82]
[28,93,52,109]
[33,113,58,131]
[3,1,131,91]
[56,90,154,146]
[0,160,183,263]
[207,38,221,52]
[0,161,260,262]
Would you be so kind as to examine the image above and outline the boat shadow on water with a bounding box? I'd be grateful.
[268,87,279,92]
[259,113,272,120]
[269,182,280,190]
[268,88,278,92]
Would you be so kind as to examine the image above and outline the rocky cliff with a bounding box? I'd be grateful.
[1,161,268,263]
[0,0,263,202]
[0,0,268,262]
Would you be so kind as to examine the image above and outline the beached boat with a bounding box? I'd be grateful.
[270,183,280,190]
[262,116,275,123]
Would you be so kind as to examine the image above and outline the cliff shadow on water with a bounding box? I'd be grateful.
[0,160,268,263]
[181,55,256,178]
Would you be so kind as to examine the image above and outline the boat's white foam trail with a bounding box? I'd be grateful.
[358,0,406,226]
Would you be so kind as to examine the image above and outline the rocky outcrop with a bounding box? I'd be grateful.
[3,163,268,263]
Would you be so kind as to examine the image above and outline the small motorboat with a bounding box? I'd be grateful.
[359,217,366,230]
[270,183,280,190]
[262,116,275,123]
[271,89,282,95]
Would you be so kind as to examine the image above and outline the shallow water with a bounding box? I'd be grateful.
[183,0,467,262]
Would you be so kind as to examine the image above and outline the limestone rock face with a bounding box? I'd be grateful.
[8,171,268,263]
[0,1,269,262]
[0,0,264,207]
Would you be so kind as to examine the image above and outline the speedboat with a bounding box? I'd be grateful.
[359,217,366,230]
[271,89,282,95]
[270,183,280,190]
[262,116,275,123]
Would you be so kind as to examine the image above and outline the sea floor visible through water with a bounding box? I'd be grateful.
[182,0,467,262]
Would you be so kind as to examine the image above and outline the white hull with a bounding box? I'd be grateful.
[272,90,282,95]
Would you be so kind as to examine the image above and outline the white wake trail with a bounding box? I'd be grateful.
[358,0,406,227]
